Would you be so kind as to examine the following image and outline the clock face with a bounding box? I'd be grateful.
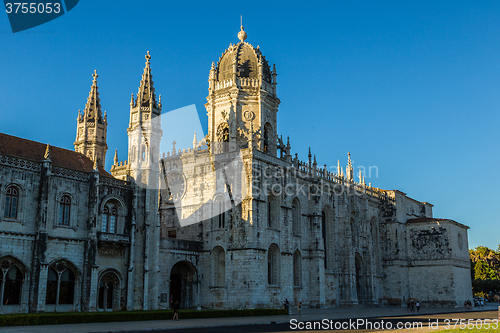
[166,172,186,202]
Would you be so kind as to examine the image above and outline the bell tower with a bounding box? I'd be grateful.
[127,51,162,179]
[74,70,108,168]
[205,25,280,155]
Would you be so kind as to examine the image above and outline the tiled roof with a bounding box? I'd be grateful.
[406,217,468,229]
[0,132,113,178]
[406,217,449,223]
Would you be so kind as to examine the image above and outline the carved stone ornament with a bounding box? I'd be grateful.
[243,110,255,121]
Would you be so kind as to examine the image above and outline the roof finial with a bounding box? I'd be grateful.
[238,18,247,42]
[114,149,118,166]
[346,152,354,181]
[44,144,51,160]
[145,50,151,64]
[92,70,98,83]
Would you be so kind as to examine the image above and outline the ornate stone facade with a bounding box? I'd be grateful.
[157,26,472,309]
[0,26,471,314]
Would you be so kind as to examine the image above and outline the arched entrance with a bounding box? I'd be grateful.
[98,270,122,311]
[170,261,197,309]
[355,253,365,303]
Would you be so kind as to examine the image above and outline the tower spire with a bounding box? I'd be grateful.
[74,70,108,169]
[135,51,159,109]
[82,70,103,122]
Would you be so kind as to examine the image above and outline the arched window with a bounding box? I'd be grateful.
[216,123,230,153]
[292,198,300,235]
[130,146,136,162]
[46,263,75,305]
[214,196,225,229]
[4,186,19,219]
[268,244,280,285]
[98,281,114,310]
[293,250,301,287]
[222,125,229,153]
[263,127,269,153]
[58,195,71,226]
[212,246,225,286]
[1,260,23,305]
[267,200,272,228]
[102,205,118,233]
[263,123,273,153]
[351,218,358,249]
[267,195,277,229]
[98,271,121,311]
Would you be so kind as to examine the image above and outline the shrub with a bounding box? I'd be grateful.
[0,308,287,327]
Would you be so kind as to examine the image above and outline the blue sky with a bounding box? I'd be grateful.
[1,1,499,250]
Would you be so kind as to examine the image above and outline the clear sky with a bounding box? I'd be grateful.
[0,1,498,250]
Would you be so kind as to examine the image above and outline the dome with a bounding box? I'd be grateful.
[216,28,272,83]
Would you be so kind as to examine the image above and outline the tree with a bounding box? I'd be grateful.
[474,260,498,280]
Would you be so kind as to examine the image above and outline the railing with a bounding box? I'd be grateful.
[97,232,130,244]
[0,155,41,172]
[52,166,90,181]
[213,78,273,93]
[160,238,203,252]
[100,176,131,189]
[283,155,395,204]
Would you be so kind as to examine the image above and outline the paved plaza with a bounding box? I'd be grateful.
[2,303,498,333]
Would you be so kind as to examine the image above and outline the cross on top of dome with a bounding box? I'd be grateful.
[238,16,247,42]
[238,25,247,42]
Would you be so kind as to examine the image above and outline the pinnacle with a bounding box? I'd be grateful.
[135,51,159,109]
[44,144,51,160]
[83,70,103,123]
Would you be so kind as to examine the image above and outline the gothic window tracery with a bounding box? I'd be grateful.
[46,262,75,305]
[213,196,225,229]
[263,123,273,153]
[98,271,121,311]
[102,205,118,233]
[4,185,19,219]
[0,258,24,305]
[216,123,230,153]
[58,195,71,226]
[267,195,278,229]
[293,250,301,287]
[268,244,280,285]
[292,198,300,235]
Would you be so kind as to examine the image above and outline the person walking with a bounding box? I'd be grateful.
[297,301,302,317]
[284,299,290,315]
[416,302,420,313]
[172,301,179,321]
